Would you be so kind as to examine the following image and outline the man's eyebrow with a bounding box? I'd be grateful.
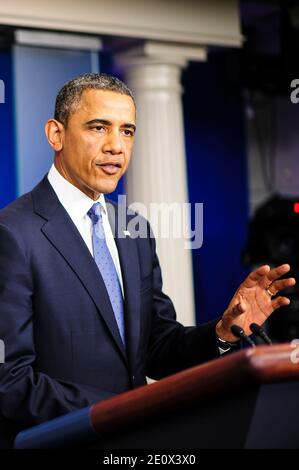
[85,119,111,126]
[85,118,136,131]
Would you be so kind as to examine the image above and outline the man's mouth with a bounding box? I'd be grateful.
[96,162,121,175]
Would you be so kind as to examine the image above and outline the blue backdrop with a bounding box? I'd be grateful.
[0,46,16,207]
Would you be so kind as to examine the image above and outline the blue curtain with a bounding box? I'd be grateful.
[183,51,250,324]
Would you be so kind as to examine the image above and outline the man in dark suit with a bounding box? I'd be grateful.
[0,73,295,447]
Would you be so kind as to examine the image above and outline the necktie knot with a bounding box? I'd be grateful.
[88,202,102,225]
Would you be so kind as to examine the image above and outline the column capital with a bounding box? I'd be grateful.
[117,40,207,69]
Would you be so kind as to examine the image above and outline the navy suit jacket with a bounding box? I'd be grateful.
[0,176,219,447]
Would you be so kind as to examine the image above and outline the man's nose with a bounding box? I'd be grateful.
[103,130,123,154]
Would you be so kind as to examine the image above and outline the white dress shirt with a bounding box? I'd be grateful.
[47,164,124,296]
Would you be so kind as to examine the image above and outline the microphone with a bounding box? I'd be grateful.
[230,324,256,347]
[249,323,272,345]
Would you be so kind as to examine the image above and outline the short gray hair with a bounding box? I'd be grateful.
[54,73,135,126]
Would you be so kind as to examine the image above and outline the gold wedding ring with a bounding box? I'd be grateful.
[266,286,276,297]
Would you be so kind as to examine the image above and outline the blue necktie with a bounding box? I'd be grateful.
[88,202,125,345]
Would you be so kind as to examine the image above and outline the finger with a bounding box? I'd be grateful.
[266,264,291,283]
[268,278,296,295]
[272,296,291,310]
[243,265,270,288]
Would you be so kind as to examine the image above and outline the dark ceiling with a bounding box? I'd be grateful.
[240,0,299,94]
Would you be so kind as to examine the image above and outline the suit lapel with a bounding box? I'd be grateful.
[32,178,127,363]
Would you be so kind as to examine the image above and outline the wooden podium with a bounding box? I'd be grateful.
[15,344,299,449]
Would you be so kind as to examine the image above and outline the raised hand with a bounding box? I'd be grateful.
[216,264,296,342]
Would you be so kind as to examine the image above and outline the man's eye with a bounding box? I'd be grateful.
[122,129,134,137]
[92,126,105,132]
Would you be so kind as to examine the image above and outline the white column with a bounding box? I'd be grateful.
[118,42,206,326]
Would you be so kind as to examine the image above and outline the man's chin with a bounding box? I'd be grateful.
[97,181,119,195]
[84,176,121,198]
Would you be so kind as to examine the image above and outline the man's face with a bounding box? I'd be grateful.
[54,89,136,199]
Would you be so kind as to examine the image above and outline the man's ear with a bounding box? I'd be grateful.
[45,119,64,151]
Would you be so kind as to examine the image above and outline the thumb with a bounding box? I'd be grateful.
[232,301,246,317]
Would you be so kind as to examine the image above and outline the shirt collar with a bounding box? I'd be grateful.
[47,164,107,225]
